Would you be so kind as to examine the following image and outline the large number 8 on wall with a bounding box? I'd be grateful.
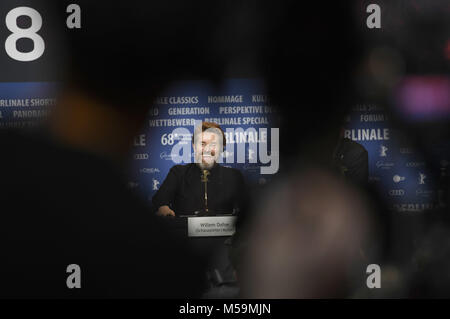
[5,7,45,62]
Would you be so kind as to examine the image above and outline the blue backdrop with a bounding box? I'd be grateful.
[126,78,280,203]
[0,80,446,212]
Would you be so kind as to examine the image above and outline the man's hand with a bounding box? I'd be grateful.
[157,205,176,217]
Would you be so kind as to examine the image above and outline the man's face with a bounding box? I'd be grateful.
[193,131,222,169]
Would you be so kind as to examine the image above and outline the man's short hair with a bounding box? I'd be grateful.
[192,122,226,148]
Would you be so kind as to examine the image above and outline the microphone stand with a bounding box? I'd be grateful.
[201,169,210,214]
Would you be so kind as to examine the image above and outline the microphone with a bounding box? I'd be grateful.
[201,169,210,213]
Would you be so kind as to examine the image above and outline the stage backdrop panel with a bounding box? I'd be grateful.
[0,80,447,212]
[343,104,444,212]
[127,78,280,205]
[0,82,57,129]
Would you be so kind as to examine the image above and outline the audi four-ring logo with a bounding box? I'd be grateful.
[389,189,405,196]
[134,153,149,160]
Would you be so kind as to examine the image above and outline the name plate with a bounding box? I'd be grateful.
[187,216,237,237]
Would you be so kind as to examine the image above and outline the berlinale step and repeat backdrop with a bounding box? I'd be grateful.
[1,79,446,213]
[0,1,448,213]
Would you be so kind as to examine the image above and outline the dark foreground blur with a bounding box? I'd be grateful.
[0,0,449,298]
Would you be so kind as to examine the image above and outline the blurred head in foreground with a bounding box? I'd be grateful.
[231,1,380,298]
[238,169,378,298]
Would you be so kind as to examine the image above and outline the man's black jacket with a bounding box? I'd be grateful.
[152,163,247,215]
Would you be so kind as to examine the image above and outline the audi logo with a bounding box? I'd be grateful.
[389,189,405,196]
[134,153,149,160]
[406,162,425,167]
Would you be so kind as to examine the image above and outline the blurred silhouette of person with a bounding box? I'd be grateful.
[0,0,236,298]
[152,122,247,217]
[238,169,376,298]
[229,1,392,298]
[233,0,450,299]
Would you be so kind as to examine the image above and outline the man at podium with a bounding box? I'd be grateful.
[152,122,247,217]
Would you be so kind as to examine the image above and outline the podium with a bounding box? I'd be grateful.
[163,214,237,259]
[162,213,238,295]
